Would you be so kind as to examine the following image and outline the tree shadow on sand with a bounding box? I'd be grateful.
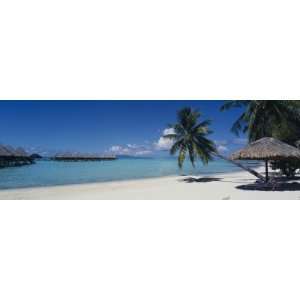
[236,181,300,191]
[180,177,222,183]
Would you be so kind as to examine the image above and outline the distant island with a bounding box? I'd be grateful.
[30,153,43,159]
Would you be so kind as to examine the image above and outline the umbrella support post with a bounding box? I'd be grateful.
[265,160,269,183]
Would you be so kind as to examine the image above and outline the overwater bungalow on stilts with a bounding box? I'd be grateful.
[52,152,117,161]
[0,145,34,168]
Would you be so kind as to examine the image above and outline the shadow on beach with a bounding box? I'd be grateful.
[236,181,300,192]
[179,176,255,184]
[179,173,300,192]
[180,177,222,183]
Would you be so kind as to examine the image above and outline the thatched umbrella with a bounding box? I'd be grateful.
[230,137,300,182]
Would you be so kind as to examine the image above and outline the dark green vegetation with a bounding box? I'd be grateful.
[270,122,300,177]
[220,100,300,142]
[221,100,300,178]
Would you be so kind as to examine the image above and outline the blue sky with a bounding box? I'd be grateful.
[0,100,247,156]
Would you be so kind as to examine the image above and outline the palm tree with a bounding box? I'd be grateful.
[163,107,216,168]
[220,100,300,180]
[165,107,265,181]
[220,100,300,142]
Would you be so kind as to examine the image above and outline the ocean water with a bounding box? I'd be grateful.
[0,157,260,190]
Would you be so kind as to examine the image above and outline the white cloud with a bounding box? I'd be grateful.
[110,145,122,152]
[109,127,176,155]
[154,128,175,150]
[154,137,173,150]
[214,140,229,153]
[217,145,228,153]
[126,144,139,149]
[163,128,175,136]
[108,145,152,156]
[135,150,152,155]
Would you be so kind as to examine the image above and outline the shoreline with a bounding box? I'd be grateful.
[0,167,246,191]
[0,167,299,200]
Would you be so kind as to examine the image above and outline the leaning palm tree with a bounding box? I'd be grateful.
[163,107,216,168]
[220,100,300,142]
[165,107,265,181]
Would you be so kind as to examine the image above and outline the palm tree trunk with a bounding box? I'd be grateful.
[215,153,265,181]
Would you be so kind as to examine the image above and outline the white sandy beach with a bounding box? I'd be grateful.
[0,167,299,200]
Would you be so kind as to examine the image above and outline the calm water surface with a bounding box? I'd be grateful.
[0,157,259,189]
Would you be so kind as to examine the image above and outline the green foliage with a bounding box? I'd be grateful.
[270,160,300,178]
[221,100,300,177]
[165,107,216,169]
[220,100,300,142]
[271,122,300,177]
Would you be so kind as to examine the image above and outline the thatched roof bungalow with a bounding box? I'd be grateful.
[0,145,12,157]
[231,137,300,161]
[0,144,33,168]
[15,147,29,157]
[230,137,300,182]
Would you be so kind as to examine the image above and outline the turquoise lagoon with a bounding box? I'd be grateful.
[0,157,259,189]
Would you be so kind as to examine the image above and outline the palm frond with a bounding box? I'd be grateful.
[220,100,250,111]
[170,140,183,155]
[230,112,247,136]
[192,120,212,134]
[221,100,300,142]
